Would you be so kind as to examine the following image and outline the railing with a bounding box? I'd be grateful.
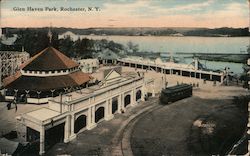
[50,75,143,106]
[22,75,144,126]
[118,58,223,76]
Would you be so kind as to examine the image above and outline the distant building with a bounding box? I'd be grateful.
[58,31,78,41]
[116,57,224,83]
[3,46,91,104]
[1,34,18,45]
[0,50,29,87]
[96,49,119,64]
[78,58,99,73]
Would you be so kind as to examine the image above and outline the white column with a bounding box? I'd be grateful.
[69,114,76,140]
[39,126,45,155]
[109,100,113,116]
[105,99,113,121]
[152,81,155,97]
[92,106,95,123]
[121,94,124,110]
[105,100,109,120]
[109,98,112,115]
[134,89,137,104]
[118,93,126,112]
[131,89,137,105]
[141,87,145,101]
[87,106,96,130]
[121,93,126,111]
[87,107,92,129]
[131,90,134,106]
[117,95,122,113]
[64,115,71,143]
[109,99,114,117]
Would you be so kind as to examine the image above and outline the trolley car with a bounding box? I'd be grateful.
[160,84,192,104]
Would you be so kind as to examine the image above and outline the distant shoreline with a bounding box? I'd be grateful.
[2,27,249,37]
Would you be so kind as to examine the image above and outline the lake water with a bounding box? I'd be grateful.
[78,35,249,74]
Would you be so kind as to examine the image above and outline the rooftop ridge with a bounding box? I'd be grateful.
[21,46,79,71]
[20,47,49,69]
[51,47,79,68]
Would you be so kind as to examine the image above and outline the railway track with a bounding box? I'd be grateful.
[107,98,163,156]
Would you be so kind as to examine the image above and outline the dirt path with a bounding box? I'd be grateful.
[110,101,163,156]
[130,95,247,156]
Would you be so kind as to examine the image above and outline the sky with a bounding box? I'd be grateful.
[0,0,249,28]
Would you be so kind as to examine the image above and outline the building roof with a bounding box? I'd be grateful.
[104,66,122,79]
[26,107,60,122]
[3,71,91,91]
[21,47,79,71]
[97,49,119,60]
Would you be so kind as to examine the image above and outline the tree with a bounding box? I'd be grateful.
[241,45,250,88]
[58,36,74,57]
[127,41,139,53]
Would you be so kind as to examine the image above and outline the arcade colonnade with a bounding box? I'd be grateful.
[100,58,225,83]
[21,76,147,155]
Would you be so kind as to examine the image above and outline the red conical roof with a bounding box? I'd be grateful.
[3,71,91,91]
[21,47,78,71]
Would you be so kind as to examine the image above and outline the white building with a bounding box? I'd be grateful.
[1,34,18,45]
[78,58,99,73]
[116,57,224,83]
[18,67,151,155]
[58,31,78,41]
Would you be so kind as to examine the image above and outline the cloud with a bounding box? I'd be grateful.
[102,0,215,17]
[166,0,215,12]
[100,0,247,28]
[0,0,248,28]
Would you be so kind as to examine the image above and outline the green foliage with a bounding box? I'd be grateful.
[127,41,139,53]
[0,29,126,58]
[13,28,59,56]
[184,27,249,37]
